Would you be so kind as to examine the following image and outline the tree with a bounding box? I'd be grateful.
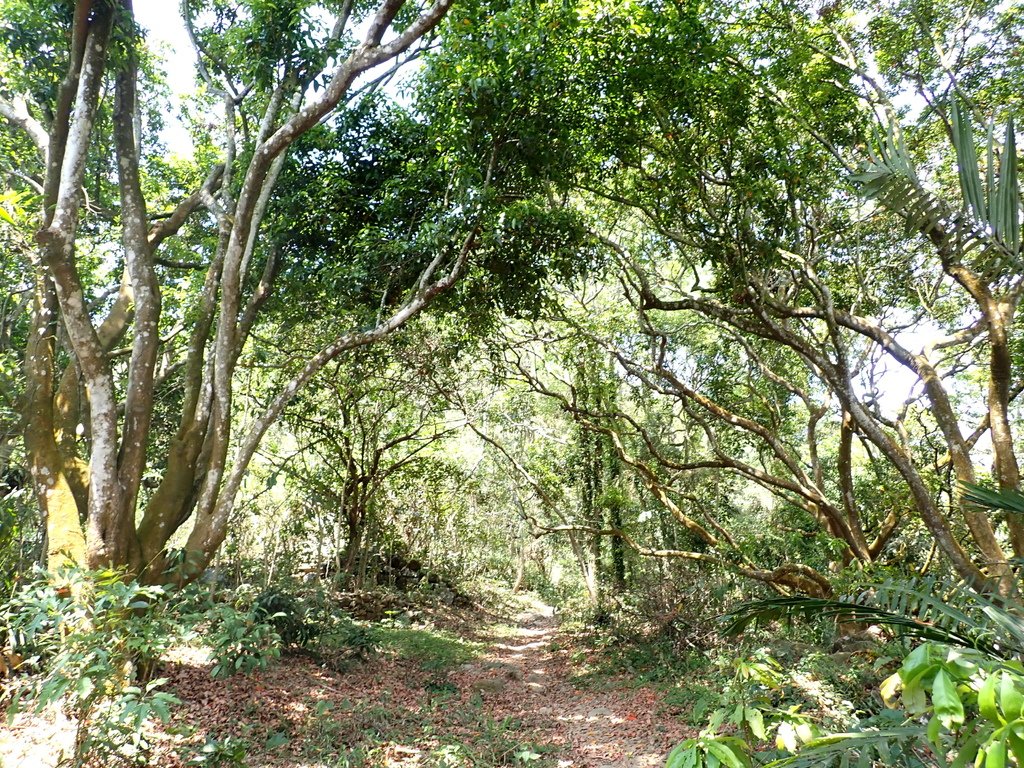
[0,0,467,581]
[429,0,1024,594]
[277,336,461,585]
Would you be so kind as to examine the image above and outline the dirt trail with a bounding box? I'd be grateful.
[450,605,690,767]
[0,601,692,767]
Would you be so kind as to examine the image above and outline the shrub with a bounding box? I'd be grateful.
[253,585,322,647]
[204,602,282,679]
[721,577,1024,764]
[250,582,378,659]
[2,568,187,766]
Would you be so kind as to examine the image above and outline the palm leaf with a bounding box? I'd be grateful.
[723,594,1005,656]
[855,111,1020,273]
[724,577,1024,659]
[961,483,1024,515]
[994,116,1019,254]
[760,726,932,768]
[951,101,987,221]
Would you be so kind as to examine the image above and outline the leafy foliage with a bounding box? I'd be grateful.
[2,568,186,766]
[204,601,282,679]
[722,486,1024,767]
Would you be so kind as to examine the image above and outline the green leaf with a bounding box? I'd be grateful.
[705,739,750,768]
[980,673,1002,724]
[745,708,767,741]
[1001,674,1024,721]
[962,484,1024,515]
[950,728,983,768]
[666,741,699,768]
[1006,730,1024,766]
[933,669,965,727]
[76,676,95,700]
[900,643,931,679]
[994,117,1019,253]
[986,736,1007,768]
[926,714,943,750]
[951,101,986,220]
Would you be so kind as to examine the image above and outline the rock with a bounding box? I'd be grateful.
[537,706,554,716]
[483,661,522,680]
[588,707,615,718]
[474,678,507,694]
[840,640,880,655]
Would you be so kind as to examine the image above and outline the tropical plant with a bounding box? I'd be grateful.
[666,649,821,768]
[716,489,1024,767]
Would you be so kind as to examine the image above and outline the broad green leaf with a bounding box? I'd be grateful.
[927,714,944,751]
[705,740,750,768]
[902,670,930,715]
[933,669,965,727]
[950,728,982,768]
[985,736,1007,768]
[745,707,767,741]
[980,673,1001,723]
[795,723,815,743]
[1001,674,1024,721]
[76,676,95,700]
[730,704,744,725]
[1007,730,1024,766]
[900,644,931,679]
[666,741,698,768]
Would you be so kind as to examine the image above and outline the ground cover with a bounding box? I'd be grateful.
[0,597,694,768]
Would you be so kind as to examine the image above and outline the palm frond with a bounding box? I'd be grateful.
[855,108,1021,274]
[961,482,1024,516]
[760,725,933,768]
[724,577,1024,659]
[951,102,986,221]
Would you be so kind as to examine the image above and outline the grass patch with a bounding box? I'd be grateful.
[377,625,483,671]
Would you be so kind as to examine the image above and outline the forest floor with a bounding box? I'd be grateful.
[0,594,695,768]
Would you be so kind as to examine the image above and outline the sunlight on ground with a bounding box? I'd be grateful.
[0,702,75,768]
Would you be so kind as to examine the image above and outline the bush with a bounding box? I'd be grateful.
[2,568,187,766]
[251,582,378,658]
[323,613,378,660]
[253,585,323,647]
[0,481,42,601]
[204,602,282,679]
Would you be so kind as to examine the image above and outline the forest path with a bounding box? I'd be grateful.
[448,603,690,767]
[0,597,692,767]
